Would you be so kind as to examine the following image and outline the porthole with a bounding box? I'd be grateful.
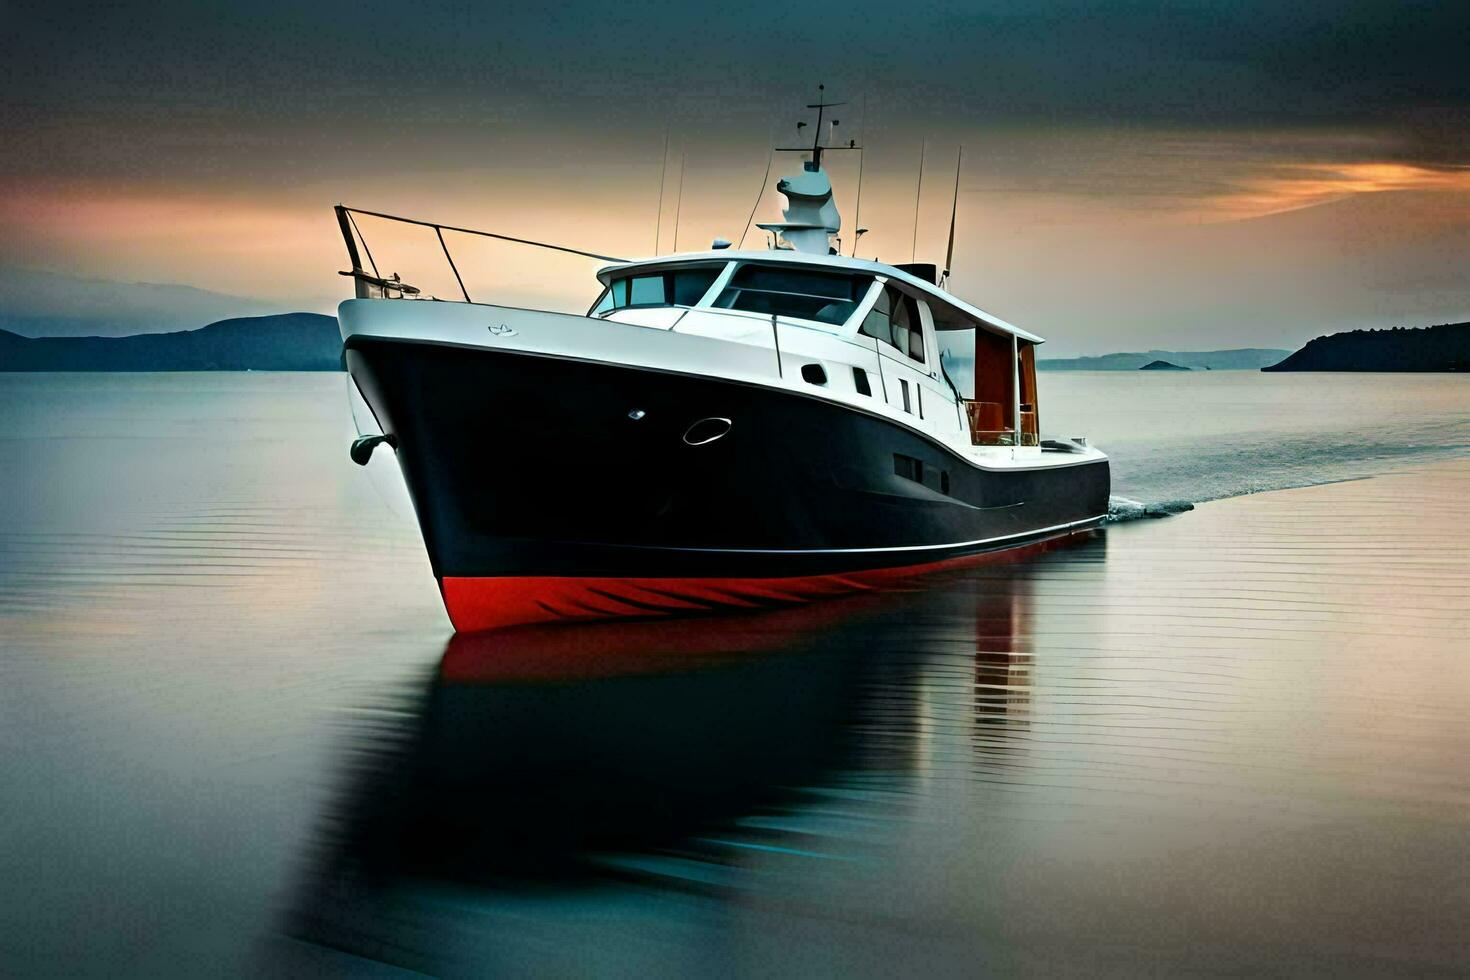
[801,363,828,386]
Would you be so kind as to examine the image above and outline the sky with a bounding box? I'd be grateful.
[2,0,1467,354]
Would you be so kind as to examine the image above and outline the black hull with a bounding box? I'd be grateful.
[346,337,1108,627]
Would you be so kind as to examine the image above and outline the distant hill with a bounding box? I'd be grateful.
[1039,348,1289,371]
[1262,322,1470,372]
[0,314,342,371]
[1140,360,1188,370]
[0,266,280,338]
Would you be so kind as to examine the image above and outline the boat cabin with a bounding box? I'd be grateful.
[588,251,1043,449]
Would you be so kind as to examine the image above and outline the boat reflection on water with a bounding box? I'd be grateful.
[973,578,1033,758]
[278,539,1088,973]
[321,602,888,884]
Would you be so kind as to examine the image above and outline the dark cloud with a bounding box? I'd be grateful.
[3,0,1467,350]
[2,0,1467,184]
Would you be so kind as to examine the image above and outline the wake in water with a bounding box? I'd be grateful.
[1106,496,1195,523]
[1045,372,1470,522]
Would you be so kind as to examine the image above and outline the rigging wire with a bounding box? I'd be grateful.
[654,128,669,254]
[910,139,926,263]
[737,144,776,250]
[851,91,867,257]
[671,151,686,253]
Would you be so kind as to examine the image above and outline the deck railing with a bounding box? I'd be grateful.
[334,205,627,302]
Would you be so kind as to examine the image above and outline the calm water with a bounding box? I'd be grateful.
[2,371,1469,976]
[1043,370,1470,504]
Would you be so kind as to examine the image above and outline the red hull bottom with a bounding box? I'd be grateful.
[440,532,1095,633]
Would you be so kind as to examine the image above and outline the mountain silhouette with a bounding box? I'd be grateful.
[1262,322,1470,372]
[0,313,342,371]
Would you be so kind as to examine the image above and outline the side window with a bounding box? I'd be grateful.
[887,295,911,364]
[861,286,925,364]
[628,275,666,306]
[670,267,721,306]
[890,292,920,362]
[904,297,926,363]
[590,265,725,315]
[859,288,892,345]
[590,278,629,315]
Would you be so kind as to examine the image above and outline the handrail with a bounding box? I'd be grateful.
[338,205,627,263]
[334,204,628,303]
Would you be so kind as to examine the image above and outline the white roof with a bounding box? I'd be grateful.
[596,248,1045,344]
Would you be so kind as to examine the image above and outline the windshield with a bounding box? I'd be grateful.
[590,265,724,315]
[712,264,871,325]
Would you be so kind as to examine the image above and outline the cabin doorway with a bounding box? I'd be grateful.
[936,318,1039,447]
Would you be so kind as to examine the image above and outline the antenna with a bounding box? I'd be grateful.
[671,151,686,253]
[942,146,962,288]
[910,140,927,263]
[851,91,868,257]
[654,129,669,254]
[811,83,826,165]
[773,84,857,164]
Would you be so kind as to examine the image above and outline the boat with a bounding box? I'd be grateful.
[334,93,1110,632]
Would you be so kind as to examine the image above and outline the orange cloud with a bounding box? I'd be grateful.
[0,181,338,300]
[1208,162,1470,222]
[0,176,648,310]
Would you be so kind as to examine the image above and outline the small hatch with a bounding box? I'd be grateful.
[894,453,951,496]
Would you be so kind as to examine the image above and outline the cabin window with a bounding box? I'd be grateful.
[713,264,870,325]
[935,319,976,400]
[671,267,721,306]
[859,286,925,363]
[590,279,627,314]
[894,292,924,363]
[900,379,912,413]
[859,288,892,343]
[852,367,872,396]
[899,304,923,362]
[629,275,665,306]
[589,264,725,315]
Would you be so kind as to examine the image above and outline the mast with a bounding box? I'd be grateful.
[810,84,829,169]
[760,85,862,255]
